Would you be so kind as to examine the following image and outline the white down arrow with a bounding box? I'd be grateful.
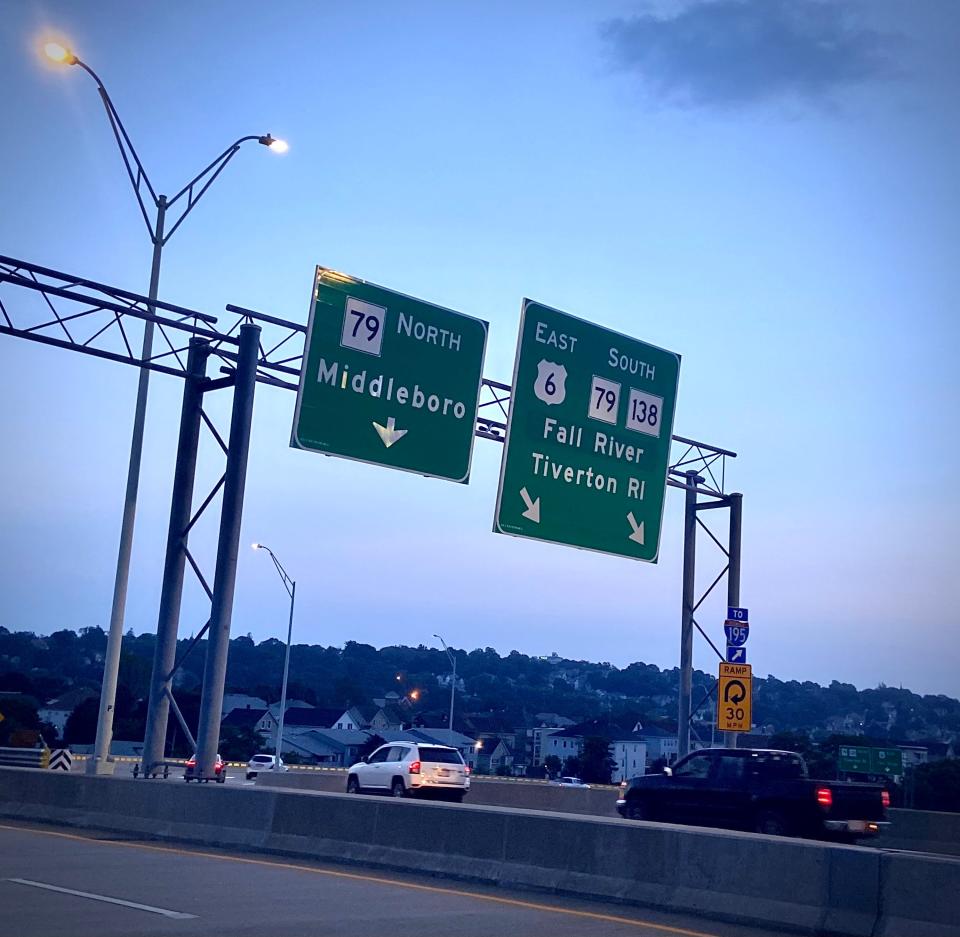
[372,417,408,448]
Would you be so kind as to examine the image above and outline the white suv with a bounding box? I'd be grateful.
[346,742,470,802]
[246,753,287,780]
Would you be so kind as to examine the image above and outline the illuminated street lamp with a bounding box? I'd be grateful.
[41,38,287,776]
[252,544,296,767]
[434,634,457,731]
[43,41,77,65]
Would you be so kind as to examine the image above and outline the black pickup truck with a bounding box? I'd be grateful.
[616,748,890,841]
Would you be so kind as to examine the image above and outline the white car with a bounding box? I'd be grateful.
[553,776,591,788]
[346,742,470,802]
[246,753,288,780]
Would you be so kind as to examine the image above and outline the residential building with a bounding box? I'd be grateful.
[610,738,647,783]
[38,689,97,734]
[477,736,514,774]
[281,708,360,732]
[898,746,929,771]
[369,704,407,733]
[265,699,315,720]
[543,728,583,766]
[631,725,679,765]
[221,693,267,716]
[280,729,370,765]
[531,726,566,766]
[220,707,276,741]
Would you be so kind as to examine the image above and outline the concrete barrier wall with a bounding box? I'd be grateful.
[258,773,960,856]
[1,766,957,937]
[881,807,960,857]
[257,770,621,816]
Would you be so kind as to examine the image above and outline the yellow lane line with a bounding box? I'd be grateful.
[0,822,719,937]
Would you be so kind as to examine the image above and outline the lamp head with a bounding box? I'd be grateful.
[43,41,78,66]
[251,542,262,550]
[258,134,288,154]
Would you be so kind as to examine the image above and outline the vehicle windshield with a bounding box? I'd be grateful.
[251,756,273,763]
[417,747,463,765]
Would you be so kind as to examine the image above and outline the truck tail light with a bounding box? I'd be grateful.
[464,766,471,775]
[881,791,891,808]
[816,787,833,807]
[408,760,421,775]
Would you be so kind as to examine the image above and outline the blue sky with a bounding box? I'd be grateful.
[1,1,957,697]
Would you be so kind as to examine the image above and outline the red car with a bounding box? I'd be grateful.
[183,753,226,783]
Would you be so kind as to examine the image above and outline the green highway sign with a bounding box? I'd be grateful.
[870,747,904,777]
[291,267,488,483]
[838,745,903,776]
[838,746,872,774]
[494,299,680,561]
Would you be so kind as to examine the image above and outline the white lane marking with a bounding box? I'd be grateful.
[5,878,197,919]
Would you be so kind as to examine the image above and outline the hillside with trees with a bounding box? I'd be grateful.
[2,626,957,750]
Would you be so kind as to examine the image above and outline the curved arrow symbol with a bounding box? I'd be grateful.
[723,680,747,705]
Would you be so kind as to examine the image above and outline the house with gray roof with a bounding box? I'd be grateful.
[280,728,371,765]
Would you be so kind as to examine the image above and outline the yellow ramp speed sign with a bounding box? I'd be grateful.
[717,663,752,731]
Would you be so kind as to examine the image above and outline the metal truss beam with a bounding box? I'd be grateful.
[0,257,287,383]
[1,256,742,773]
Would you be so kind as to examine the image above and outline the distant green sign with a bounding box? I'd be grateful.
[870,747,903,776]
[291,267,488,483]
[838,746,872,774]
[493,299,680,561]
[838,745,903,776]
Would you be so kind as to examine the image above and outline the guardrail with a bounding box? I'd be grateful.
[0,747,49,769]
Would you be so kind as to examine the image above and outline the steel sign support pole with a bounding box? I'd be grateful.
[194,323,260,779]
[726,491,743,747]
[677,471,701,759]
[89,196,167,775]
[140,336,208,776]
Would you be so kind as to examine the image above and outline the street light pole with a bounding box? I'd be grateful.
[253,544,296,765]
[40,41,286,775]
[434,634,456,732]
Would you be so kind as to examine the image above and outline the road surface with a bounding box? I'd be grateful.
[0,820,797,937]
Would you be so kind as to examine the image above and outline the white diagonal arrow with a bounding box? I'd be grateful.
[520,487,541,523]
[627,512,645,545]
[372,417,408,448]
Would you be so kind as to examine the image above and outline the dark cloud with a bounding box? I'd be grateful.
[601,0,900,108]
